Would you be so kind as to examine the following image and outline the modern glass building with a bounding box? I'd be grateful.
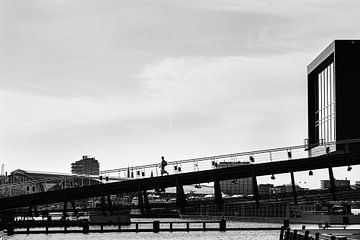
[307,40,360,156]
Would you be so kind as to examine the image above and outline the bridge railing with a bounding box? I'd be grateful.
[100,138,360,182]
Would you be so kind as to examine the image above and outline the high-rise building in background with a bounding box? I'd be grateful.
[71,155,100,175]
[217,162,253,195]
[307,40,360,156]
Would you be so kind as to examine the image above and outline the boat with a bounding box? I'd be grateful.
[75,210,131,225]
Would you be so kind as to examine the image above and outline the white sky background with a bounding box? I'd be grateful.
[1,0,360,189]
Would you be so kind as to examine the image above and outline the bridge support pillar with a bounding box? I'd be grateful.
[328,163,337,201]
[106,195,113,214]
[214,178,223,212]
[143,190,150,215]
[176,179,187,214]
[70,200,78,216]
[251,170,260,209]
[62,201,67,221]
[137,189,145,215]
[290,167,298,205]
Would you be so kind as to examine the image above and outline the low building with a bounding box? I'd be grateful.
[258,184,274,195]
[0,169,98,198]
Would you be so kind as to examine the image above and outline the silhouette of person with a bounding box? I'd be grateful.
[160,156,168,176]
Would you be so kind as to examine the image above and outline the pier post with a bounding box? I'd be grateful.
[6,223,14,236]
[219,219,226,232]
[135,222,139,232]
[284,228,290,240]
[203,222,206,231]
[315,232,320,240]
[169,222,173,232]
[304,230,309,240]
[186,222,190,231]
[153,220,160,233]
[279,226,285,240]
[293,230,298,240]
[82,221,89,234]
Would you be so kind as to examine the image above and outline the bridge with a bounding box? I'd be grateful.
[0,139,359,214]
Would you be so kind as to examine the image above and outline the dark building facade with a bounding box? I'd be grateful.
[71,155,100,175]
[307,40,360,156]
[217,162,253,195]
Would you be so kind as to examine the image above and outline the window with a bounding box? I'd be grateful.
[316,62,335,143]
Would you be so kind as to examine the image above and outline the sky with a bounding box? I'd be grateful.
[1,0,360,188]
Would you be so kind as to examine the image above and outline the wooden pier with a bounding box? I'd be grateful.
[2,219,281,235]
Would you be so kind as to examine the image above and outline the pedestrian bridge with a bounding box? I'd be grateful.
[0,139,359,212]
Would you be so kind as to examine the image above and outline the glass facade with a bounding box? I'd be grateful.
[316,62,335,143]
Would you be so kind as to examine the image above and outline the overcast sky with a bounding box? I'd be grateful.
[1,0,360,188]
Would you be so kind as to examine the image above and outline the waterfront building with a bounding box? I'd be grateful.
[320,179,350,190]
[307,40,360,156]
[216,162,253,195]
[71,155,100,175]
[0,169,98,197]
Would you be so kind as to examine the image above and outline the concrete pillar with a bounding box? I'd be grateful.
[252,170,260,208]
[328,162,337,201]
[176,179,186,214]
[214,178,223,212]
[143,190,150,215]
[290,167,298,205]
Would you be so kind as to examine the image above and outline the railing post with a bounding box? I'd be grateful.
[169,222,173,232]
[203,222,206,231]
[186,222,190,231]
